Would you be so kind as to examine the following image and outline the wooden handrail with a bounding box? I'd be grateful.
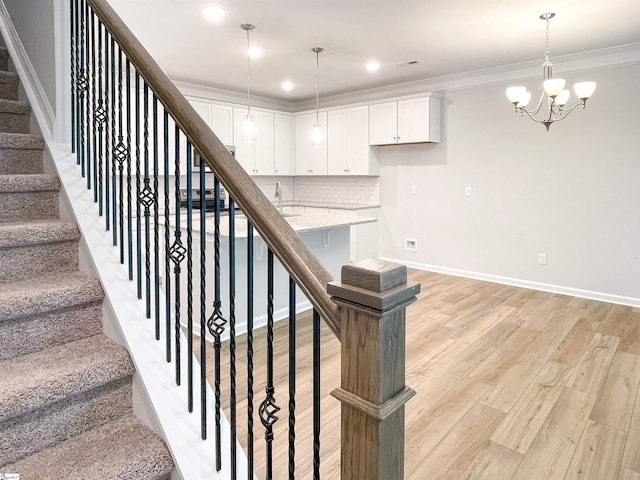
[87,0,340,337]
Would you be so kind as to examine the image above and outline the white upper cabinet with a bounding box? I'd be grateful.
[274,113,294,175]
[210,104,233,146]
[369,96,441,145]
[295,112,328,175]
[328,106,379,175]
[233,107,275,175]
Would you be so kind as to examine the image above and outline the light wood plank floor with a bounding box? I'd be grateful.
[194,269,640,479]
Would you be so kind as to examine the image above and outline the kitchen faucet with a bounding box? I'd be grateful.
[275,181,282,212]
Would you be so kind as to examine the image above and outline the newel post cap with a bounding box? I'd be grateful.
[327,258,420,311]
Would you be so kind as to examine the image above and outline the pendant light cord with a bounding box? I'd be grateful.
[315,49,319,123]
[246,27,252,116]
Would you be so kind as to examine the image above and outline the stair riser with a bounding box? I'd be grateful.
[0,377,132,465]
[0,302,103,360]
[0,78,19,101]
[0,240,79,283]
[0,57,7,72]
[0,190,59,223]
[0,149,44,174]
[0,112,30,134]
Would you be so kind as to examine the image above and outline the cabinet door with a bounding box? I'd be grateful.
[274,113,293,175]
[233,107,254,174]
[327,109,348,175]
[369,101,397,145]
[347,106,376,174]
[210,104,233,146]
[253,110,274,175]
[295,112,327,175]
[397,97,432,143]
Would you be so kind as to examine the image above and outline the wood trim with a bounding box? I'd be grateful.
[331,386,416,421]
[86,0,340,336]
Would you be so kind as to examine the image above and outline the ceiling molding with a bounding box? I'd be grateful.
[173,43,640,113]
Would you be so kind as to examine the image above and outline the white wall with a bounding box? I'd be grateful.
[379,62,640,303]
[3,0,56,112]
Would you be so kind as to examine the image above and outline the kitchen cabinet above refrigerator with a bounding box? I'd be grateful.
[369,95,441,145]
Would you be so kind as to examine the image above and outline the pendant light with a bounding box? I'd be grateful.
[241,24,257,142]
[311,47,324,147]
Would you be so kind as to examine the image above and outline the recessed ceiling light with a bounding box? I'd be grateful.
[201,5,226,22]
[366,61,381,73]
[281,80,294,91]
[247,47,263,58]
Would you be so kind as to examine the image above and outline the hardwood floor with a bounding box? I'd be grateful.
[194,269,640,479]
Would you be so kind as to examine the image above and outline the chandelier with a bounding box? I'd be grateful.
[506,13,596,131]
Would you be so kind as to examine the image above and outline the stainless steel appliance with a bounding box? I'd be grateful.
[178,146,233,211]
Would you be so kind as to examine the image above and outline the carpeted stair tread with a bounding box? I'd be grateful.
[0,272,103,322]
[4,412,173,480]
[0,334,134,423]
[0,132,45,150]
[0,220,79,247]
[0,71,19,101]
[0,98,30,115]
[0,47,7,71]
[0,174,60,192]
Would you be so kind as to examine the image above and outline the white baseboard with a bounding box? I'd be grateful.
[380,257,640,308]
[0,2,55,141]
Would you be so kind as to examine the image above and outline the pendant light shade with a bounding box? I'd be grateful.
[311,47,324,147]
[241,24,257,142]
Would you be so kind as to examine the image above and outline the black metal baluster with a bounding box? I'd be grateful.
[95,21,106,216]
[313,308,321,480]
[89,8,96,194]
[186,141,194,412]
[246,223,254,479]
[153,96,160,340]
[260,249,280,480]
[110,36,117,243]
[169,125,184,385]
[70,0,76,151]
[206,177,227,472]
[199,151,207,439]
[126,59,133,280]
[135,72,142,299]
[116,48,127,263]
[104,32,110,231]
[288,277,296,479]
[84,0,91,187]
[229,198,237,479]
[141,82,152,319]
[77,0,86,173]
[164,110,171,362]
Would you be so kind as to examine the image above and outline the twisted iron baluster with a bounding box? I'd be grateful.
[94,21,106,217]
[206,177,227,472]
[186,141,194,412]
[229,198,237,479]
[110,36,117,243]
[288,277,296,479]
[84,0,91,188]
[104,32,110,231]
[246,223,254,479]
[116,48,128,264]
[77,0,87,173]
[140,82,153,319]
[153,96,160,340]
[164,110,171,362]
[199,151,207,439]
[170,125,184,385]
[259,249,281,480]
[313,309,321,480]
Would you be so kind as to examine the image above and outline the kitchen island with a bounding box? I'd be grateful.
[166,209,375,339]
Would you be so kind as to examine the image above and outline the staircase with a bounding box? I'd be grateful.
[0,46,174,479]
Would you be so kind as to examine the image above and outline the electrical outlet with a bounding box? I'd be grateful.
[465,186,472,197]
[411,185,417,195]
[538,253,547,265]
[405,238,418,252]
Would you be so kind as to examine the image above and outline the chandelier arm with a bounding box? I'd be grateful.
[550,103,584,123]
[517,106,549,125]
[520,89,546,116]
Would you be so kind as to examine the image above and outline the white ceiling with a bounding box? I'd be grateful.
[108,0,640,103]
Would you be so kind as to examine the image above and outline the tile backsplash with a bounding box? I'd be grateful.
[293,176,380,205]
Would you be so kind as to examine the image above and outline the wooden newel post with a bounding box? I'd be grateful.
[328,259,420,480]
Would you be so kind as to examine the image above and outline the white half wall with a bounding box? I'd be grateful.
[379,62,640,304]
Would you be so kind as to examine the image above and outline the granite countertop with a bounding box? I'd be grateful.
[165,209,376,239]
[281,201,380,210]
